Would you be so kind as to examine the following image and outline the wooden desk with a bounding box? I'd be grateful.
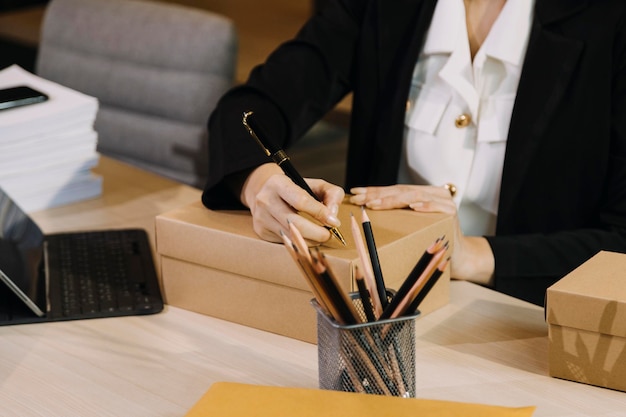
[3,157,625,416]
[1,281,625,416]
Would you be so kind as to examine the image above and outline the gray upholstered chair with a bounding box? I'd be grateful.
[36,0,238,188]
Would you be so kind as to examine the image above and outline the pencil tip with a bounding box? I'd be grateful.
[360,205,370,222]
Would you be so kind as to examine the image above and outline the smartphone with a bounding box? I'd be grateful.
[0,85,49,111]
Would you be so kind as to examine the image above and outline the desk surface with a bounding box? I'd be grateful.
[3,157,626,417]
[1,282,625,417]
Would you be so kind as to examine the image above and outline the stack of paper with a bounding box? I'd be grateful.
[0,65,102,212]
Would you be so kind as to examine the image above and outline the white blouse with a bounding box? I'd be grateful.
[398,0,534,236]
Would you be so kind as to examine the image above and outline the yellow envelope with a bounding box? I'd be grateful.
[185,382,535,417]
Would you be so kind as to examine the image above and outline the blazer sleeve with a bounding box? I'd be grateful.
[201,0,368,209]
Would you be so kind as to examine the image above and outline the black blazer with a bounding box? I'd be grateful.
[203,0,626,305]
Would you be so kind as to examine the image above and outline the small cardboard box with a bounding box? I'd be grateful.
[546,251,626,392]
[155,201,454,343]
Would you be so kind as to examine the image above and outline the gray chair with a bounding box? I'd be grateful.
[36,0,238,188]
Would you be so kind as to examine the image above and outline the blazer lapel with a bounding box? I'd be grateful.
[376,0,436,90]
[374,0,438,184]
[498,0,587,226]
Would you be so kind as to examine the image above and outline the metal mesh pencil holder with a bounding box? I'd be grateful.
[313,292,419,398]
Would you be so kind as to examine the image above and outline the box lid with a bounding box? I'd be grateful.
[155,201,452,294]
[546,251,626,337]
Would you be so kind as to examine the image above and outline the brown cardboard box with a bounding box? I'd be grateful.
[155,201,454,343]
[546,251,626,392]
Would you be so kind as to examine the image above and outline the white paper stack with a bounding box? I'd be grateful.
[0,65,102,212]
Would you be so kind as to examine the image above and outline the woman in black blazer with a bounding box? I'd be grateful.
[202,0,626,306]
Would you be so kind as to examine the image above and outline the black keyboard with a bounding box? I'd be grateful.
[50,230,160,318]
[0,229,163,325]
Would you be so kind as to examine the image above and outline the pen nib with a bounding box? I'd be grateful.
[329,226,347,246]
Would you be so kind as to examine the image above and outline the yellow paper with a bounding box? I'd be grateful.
[185,382,536,417]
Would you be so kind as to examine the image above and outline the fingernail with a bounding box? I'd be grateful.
[349,195,365,205]
[350,187,366,194]
[329,204,339,216]
[327,214,341,227]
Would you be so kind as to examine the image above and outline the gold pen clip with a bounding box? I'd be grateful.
[242,111,271,157]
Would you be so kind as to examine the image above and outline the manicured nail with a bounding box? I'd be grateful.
[327,214,341,227]
[349,195,365,205]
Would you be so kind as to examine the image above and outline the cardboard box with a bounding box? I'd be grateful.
[546,251,626,392]
[155,201,454,343]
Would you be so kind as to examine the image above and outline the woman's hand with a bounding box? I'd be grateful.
[349,184,495,286]
[240,163,345,244]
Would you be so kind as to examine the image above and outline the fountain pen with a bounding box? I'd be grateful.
[242,111,347,246]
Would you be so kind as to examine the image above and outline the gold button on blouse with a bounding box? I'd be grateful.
[454,113,471,128]
[444,183,457,197]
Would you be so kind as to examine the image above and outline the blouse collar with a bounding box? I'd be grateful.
[422,0,535,67]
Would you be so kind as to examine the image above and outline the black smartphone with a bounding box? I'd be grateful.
[0,85,49,111]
